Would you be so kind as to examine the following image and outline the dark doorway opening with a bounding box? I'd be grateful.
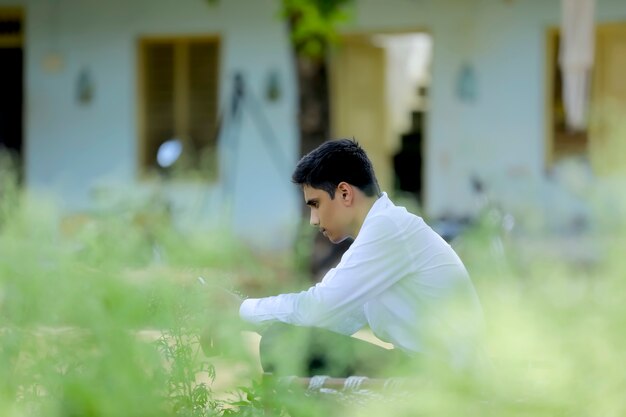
[0,46,24,180]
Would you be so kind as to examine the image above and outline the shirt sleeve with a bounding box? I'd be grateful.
[239,215,411,335]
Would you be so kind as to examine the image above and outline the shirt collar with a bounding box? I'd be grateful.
[366,192,391,218]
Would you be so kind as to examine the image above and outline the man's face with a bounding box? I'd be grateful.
[303,185,350,244]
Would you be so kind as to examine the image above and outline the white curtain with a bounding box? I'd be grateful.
[559,0,595,132]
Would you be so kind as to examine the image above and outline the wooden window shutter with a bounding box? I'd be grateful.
[0,8,23,47]
[188,40,220,174]
[140,37,220,175]
[142,41,176,170]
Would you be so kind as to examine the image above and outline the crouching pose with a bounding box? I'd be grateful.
[214,139,485,377]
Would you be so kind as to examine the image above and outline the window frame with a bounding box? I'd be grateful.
[137,34,221,179]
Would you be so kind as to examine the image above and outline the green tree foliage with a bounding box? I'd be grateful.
[279,0,353,57]
[206,0,353,57]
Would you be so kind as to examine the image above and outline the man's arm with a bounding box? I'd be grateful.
[239,216,409,334]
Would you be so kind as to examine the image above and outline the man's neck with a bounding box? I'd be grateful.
[351,193,381,238]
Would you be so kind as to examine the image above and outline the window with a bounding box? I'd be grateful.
[0,7,22,45]
[547,24,626,174]
[138,36,220,178]
[546,29,588,165]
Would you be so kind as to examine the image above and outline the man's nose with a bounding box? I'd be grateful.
[309,210,319,226]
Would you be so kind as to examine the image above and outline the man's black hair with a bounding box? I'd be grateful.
[291,138,381,198]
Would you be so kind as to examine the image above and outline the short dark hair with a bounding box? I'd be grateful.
[291,138,381,198]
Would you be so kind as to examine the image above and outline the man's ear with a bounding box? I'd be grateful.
[337,182,353,206]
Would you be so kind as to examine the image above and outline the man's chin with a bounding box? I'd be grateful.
[329,235,349,244]
[321,229,349,244]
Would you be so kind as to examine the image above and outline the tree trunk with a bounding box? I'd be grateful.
[295,54,331,156]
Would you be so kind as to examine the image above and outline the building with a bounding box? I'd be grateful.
[1,0,625,248]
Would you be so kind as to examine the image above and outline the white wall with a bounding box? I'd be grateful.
[353,0,626,219]
[351,0,550,218]
[7,0,626,246]
[13,0,300,249]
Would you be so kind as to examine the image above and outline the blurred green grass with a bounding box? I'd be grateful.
[2,157,626,416]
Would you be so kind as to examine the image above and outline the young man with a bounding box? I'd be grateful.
[238,139,484,376]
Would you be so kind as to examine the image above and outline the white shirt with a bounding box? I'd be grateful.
[240,193,484,365]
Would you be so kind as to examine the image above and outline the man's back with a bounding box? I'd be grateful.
[330,193,484,366]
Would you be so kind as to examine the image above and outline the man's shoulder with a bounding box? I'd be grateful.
[370,202,423,228]
[357,208,422,245]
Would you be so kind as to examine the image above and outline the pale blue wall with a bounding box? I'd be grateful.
[5,0,626,246]
[352,0,556,217]
[11,0,300,249]
[354,0,626,218]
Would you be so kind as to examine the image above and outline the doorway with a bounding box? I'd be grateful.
[304,31,432,283]
[0,8,24,180]
[330,31,432,206]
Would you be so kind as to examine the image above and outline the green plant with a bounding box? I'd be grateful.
[3,158,626,417]
[156,325,219,416]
